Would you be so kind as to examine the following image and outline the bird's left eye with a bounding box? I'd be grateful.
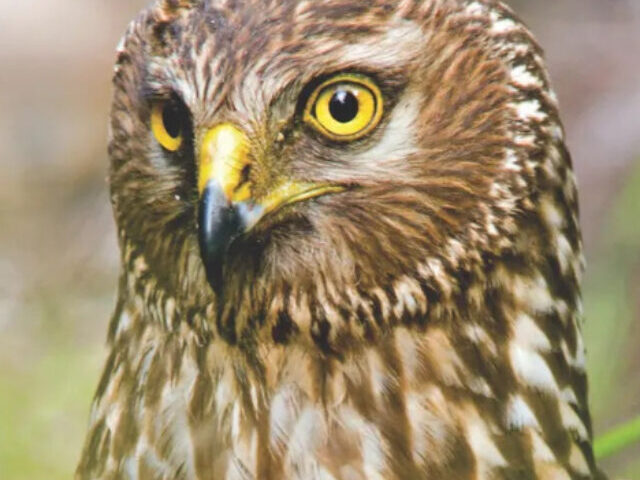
[304,74,383,141]
[151,100,186,151]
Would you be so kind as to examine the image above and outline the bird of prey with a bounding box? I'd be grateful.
[77,0,605,479]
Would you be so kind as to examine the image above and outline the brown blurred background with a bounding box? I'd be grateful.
[0,1,638,478]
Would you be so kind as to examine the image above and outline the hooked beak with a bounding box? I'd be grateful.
[197,124,344,294]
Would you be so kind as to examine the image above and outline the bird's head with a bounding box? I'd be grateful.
[109,0,542,348]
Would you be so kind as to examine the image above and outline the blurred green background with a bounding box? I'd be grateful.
[0,0,638,478]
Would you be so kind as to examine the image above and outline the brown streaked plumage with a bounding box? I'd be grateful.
[77,0,605,478]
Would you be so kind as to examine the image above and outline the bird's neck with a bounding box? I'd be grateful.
[105,222,597,477]
[106,242,596,477]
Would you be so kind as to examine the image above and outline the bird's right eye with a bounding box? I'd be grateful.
[151,101,185,151]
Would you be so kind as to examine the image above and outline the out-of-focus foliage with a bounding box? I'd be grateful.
[595,414,640,461]
[0,0,638,478]
[583,162,640,474]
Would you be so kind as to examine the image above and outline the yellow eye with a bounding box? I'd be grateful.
[151,101,185,151]
[304,74,383,141]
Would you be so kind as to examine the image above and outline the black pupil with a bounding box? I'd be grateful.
[329,89,359,123]
[162,104,182,138]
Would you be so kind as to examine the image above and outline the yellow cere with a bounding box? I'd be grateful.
[198,123,252,200]
[151,102,183,151]
[304,74,383,141]
[197,124,345,218]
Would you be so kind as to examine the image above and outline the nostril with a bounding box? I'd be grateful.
[238,165,251,189]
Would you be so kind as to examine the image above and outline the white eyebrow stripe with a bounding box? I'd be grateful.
[333,19,426,69]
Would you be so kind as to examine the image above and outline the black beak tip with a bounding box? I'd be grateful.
[198,183,244,296]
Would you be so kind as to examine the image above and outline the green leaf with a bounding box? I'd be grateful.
[595,416,640,460]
